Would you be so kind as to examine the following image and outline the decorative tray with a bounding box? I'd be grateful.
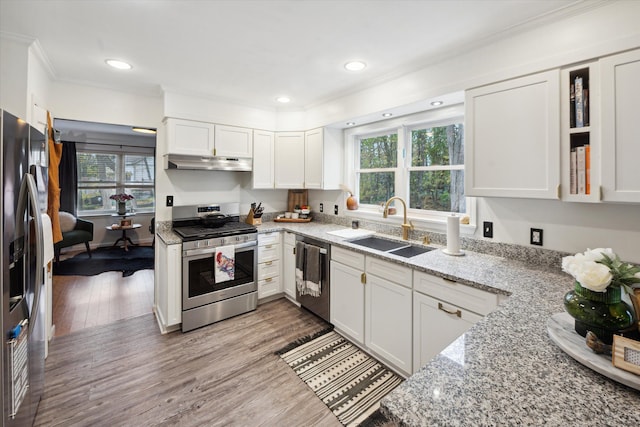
[274,217,312,223]
[547,312,640,391]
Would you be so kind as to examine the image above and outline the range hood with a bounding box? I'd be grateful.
[164,154,252,171]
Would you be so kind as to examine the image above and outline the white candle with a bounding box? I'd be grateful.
[446,215,460,254]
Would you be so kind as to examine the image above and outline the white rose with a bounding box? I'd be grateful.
[562,255,579,277]
[583,248,614,262]
[574,261,612,292]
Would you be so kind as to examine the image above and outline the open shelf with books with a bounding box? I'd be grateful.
[562,63,599,202]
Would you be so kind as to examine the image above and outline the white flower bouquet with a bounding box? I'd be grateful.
[562,248,640,293]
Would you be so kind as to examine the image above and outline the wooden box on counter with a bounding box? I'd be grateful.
[246,209,262,225]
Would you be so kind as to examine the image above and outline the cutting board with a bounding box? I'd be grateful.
[287,189,308,212]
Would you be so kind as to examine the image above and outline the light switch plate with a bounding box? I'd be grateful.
[530,228,543,246]
[483,221,493,238]
[166,195,174,207]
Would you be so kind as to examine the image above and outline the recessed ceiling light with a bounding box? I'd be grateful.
[276,96,291,103]
[382,113,393,117]
[344,61,366,72]
[431,100,444,106]
[105,59,132,70]
[132,127,157,134]
[346,122,356,126]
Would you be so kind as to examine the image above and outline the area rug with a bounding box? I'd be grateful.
[276,330,403,426]
[53,246,154,277]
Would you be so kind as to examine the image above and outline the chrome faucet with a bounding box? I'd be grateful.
[383,196,414,240]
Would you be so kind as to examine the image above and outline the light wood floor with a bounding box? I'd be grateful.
[36,299,341,427]
[52,269,154,337]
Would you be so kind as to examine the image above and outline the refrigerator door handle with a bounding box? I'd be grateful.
[16,173,44,333]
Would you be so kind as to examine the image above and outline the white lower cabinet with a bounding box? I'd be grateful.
[155,240,182,332]
[412,271,500,372]
[282,232,297,301]
[330,255,365,344]
[257,232,281,300]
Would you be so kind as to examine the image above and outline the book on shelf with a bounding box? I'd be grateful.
[570,148,577,194]
[569,82,576,128]
[576,145,586,195]
[585,144,591,195]
[583,88,589,127]
[575,76,584,128]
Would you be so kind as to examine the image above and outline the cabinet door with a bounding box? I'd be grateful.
[252,130,275,189]
[275,132,305,189]
[413,292,481,373]
[282,241,296,300]
[165,118,215,156]
[465,70,560,199]
[330,260,365,345]
[155,241,182,331]
[365,273,412,375]
[214,125,253,158]
[600,49,640,203]
[304,128,323,189]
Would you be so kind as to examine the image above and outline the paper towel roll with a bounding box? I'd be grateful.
[445,214,461,255]
[41,213,54,263]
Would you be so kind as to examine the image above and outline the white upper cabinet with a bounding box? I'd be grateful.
[304,127,343,190]
[165,118,215,156]
[600,48,640,203]
[214,124,253,158]
[274,132,305,189]
[465,70,561,199]
[252,130,275,189]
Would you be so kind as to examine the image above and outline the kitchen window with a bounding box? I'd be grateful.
[76,144,155,215]
[347,104,472,226]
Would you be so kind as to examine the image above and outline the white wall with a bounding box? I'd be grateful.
[0,35,29,118]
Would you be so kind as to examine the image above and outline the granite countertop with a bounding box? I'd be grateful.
[256,221,640,426]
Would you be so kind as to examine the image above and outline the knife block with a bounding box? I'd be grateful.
[246,208,262,225]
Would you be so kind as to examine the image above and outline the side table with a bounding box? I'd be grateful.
[106,223,141,251]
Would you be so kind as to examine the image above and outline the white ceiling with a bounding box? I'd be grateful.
[1,0,590,111]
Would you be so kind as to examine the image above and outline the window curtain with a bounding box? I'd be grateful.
[58,141,78,216]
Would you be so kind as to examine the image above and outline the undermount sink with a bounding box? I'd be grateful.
[388,245,435,258]
[349,236,435,258]
[349,236,408,252]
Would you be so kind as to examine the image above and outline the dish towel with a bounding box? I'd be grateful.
[295,241,306,293]
[214,245,235,283]
[304,244,322,297]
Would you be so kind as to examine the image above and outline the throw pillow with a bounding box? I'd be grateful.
[58,211,77,233]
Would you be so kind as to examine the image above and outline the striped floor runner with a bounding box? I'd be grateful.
[278,330,403,426]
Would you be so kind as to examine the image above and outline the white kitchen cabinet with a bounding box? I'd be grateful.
[155,239,182,333]
[252,130,275,188]
[304,127,342,190]
[600,48,640,203]
[282,232,298,301]
[165,118,215,156]
[465,70,560,199]
[330,246,366,345]
[365,257,412,375]
[214,124,253,158]
[275,132,305,188]
[412,271,500,372]
[257,232,282,300]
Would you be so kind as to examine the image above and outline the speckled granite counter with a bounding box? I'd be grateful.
[256,221,640,426]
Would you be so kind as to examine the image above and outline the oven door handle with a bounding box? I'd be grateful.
[183,240,257,257]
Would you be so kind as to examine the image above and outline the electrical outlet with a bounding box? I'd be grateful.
[530,228,543,246]
[166,195,174,207]
[334,204,338,215]
[319,203,323,213]
[483,221,493,238]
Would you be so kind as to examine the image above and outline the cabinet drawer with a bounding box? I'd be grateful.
[258,276,281,297]
[258,232,280,246]
[332,246,365,270]
[258,244,280,262]
[258,260,280,280]
[365,257,412,288]
[414,271,499,316]
[283,232,296,246]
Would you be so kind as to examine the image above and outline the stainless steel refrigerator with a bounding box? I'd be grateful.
[1,109,48,426]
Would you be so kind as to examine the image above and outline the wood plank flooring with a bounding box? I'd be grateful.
[36,299,342,427]
[52,269,154,337]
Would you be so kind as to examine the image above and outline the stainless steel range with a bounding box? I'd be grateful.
[172,203,257,332]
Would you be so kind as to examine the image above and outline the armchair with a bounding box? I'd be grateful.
[54,215,94,262]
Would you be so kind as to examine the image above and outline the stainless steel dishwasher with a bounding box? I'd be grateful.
[295,235,331,322]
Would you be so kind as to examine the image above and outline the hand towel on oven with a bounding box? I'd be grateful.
[303,244,322,297]
[214,245,235,283]
[295,241,306,292]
